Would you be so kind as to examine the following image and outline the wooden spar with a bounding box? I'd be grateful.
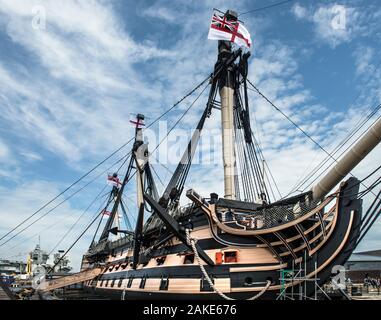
[220,83,236,200]
[312,116,381,200]
[143,193,215,266]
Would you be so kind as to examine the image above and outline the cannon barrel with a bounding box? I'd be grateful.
[312,117,381,200]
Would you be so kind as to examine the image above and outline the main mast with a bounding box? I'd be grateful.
[218,10,238,200]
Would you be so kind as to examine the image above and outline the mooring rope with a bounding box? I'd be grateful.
[185,229,271,300]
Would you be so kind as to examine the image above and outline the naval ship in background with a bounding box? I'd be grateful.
[33,10,381,300]
[0,242,72,299]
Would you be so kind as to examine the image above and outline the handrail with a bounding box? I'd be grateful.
[210,196,336,236]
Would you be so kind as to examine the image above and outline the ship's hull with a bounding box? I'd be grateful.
[83,178,362,300]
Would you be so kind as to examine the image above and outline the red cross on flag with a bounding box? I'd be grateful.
[107,175,122,188]
[129,114,145,129]
[207,11,252,49]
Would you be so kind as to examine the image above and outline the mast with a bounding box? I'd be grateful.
[218,10,238,200]
[132,114,149,269]
[134,114,147,212]
[96,115,146,244]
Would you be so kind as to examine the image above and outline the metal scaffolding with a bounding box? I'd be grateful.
[277,252,331,300]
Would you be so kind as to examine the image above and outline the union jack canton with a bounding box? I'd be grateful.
[207,12,252,49]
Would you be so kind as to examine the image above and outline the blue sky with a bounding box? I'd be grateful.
[0,0,380,270]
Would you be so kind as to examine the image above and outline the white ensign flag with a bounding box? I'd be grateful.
[207,12,252,49]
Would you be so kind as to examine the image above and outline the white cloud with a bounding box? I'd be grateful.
[353,46,374,75]
[0,0,175,164]
[291,3,375,48]
[312,5,356,48]
[19,150,43,162]
[351,44,381,110]
[292,3,307,20]
[141,6,177,23]
[0,138,9,161]
[0,180,106,269]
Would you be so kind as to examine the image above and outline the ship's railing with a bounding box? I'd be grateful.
[108,235,133,250]
[88,234,133,255]
[217,197,325,231]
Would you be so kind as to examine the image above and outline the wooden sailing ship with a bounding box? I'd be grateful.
[39,10,381,300]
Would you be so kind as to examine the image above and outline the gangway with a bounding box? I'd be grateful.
[0,281,16,300]
[38,267,103,292]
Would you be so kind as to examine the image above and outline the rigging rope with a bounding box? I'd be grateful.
[240,0,297,16]
[293,108,381,194]
[151,164,165,187]
[151,83,210,154]
[6,189,110,255]
[0,75,211,245]
[90,191,119,246]
[288,45,381,193]
[120,199,133,230]
[47,208,107,274]
[0,148,133,245]
[48,185,110,256]
[151,81,213,211]
[247,79,337,162]
[291,104,381,193]
[357,176,381,199]
[0,153,130,249]
[356,187,381,248]
[185,229,271,300]
[234,109,260,201]
[4,152,132,254]
[326,164,381,199]
[301,116,381,192]
[360,187,381,230]
[247,79,381,202]
[234,81,281,202]
[121,194,137,226]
